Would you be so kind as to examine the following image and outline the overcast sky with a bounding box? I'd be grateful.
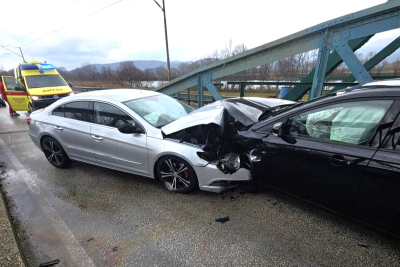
[1,0,397,70]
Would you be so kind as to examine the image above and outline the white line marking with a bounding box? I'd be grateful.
[0,138,96,267]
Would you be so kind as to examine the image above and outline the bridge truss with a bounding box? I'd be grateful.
[156,0,400,106]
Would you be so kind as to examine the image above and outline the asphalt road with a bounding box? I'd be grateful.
[0,107,399,267]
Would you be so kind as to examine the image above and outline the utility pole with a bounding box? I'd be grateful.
[154,0,171,81]
[18,47,26,62]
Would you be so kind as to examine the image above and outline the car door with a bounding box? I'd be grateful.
[90,101,148,175]
[355,100,400,235]
[258,99,394,209]
[51,101,96,163]
[1,76,29,111]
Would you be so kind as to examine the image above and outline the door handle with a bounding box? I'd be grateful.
[54,126,63,131]
[91,135,103,141]
[328,155,351,167]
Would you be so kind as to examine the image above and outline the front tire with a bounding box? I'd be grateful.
[157,156,198,193]
[41,137,71,168]
[28,102,33,113]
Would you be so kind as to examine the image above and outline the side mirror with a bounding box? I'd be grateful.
[272,122,284,137]
[272,120,296,144]
[68,83,73,88]
[118,124,144,134]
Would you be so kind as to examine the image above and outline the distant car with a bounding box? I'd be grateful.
[240,83,400,236]
[27,89,294,193]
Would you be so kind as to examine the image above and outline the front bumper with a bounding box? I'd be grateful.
[31,99,59,110]
[194,164,251,193]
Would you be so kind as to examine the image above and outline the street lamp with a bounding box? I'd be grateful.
[153,0,171,81]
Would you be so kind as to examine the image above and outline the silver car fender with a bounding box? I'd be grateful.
[147,137,209,177]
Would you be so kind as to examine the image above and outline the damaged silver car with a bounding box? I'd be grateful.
[28,89,294,193]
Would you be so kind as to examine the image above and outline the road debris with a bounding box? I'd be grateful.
[215,216,230,224]
[112,247,119,252]
[86,237,94,242]
[358,243,370,248]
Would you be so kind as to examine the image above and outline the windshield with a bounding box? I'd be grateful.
[124,94,194,128]
[25,75,67,89]
[259,93,338,121]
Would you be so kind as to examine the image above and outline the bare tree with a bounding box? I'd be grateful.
[79,62,98,81]
[156,66,168,81]
[117,61,143,87]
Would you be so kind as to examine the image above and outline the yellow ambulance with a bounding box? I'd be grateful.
[1,61,74,112]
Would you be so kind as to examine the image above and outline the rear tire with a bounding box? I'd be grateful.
[41,137,71,168]
[156,155,198,193]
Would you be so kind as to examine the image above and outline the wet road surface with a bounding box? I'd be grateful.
[0,107,399,266]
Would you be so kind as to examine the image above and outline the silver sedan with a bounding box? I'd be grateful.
[28,89,294,193]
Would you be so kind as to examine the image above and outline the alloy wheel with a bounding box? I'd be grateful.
[160,158,191,191]
[43,139,63,166]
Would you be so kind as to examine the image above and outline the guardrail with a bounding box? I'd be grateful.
[72,86,116,92]
[171,93,233,104]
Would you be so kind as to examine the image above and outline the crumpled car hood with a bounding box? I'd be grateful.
[161,101,225,135]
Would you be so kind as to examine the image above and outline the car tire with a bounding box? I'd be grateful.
[156,155,198,193]
[41,137,71,168]
[28,103,33,113]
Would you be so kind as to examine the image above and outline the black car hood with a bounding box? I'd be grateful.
[161,98,293,135]
[221,98,266,127]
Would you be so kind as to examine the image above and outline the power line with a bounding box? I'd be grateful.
[20,0,123,48]
[0,45,23,58]
[5,0,82,47]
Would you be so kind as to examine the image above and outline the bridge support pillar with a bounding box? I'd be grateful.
[333,31,373,86]
[310,30,333,99]
[197,72,222,107]
[239,83,246,97]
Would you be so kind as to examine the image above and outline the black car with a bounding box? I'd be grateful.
[242,85,400,236]
[161,84,399,236]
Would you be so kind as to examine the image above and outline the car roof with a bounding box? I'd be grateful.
[69,89,160,103]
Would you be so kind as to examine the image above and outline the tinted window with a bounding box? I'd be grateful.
[52,105,65,117]
[287,100,393,146]
[25,75,67,89]
[94,102,142,130]
[64,101,93,122]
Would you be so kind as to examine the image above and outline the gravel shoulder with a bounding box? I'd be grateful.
[0,173,24,267]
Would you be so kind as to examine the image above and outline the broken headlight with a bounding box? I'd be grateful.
[217,153,240,174]
[249,149,262,162]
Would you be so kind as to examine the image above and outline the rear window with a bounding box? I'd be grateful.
[52,101,93,123]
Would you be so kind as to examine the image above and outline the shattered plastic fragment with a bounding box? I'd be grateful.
[215,216,230,223]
